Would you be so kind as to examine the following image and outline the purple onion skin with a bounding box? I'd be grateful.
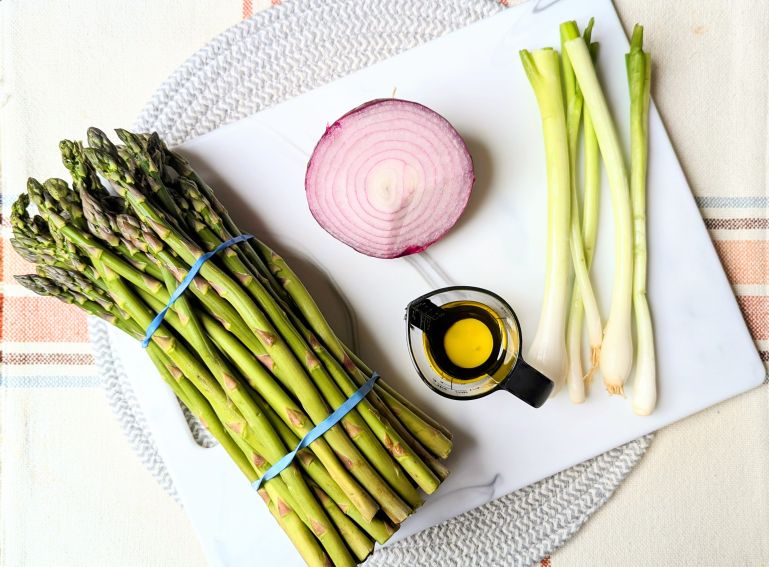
[306,98,475,259]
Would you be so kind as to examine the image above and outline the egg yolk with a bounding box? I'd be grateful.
[442,318,494,369]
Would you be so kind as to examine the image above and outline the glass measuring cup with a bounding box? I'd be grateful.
[405,286,553,407]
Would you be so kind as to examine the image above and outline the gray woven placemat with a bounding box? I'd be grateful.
[90,1,654,565]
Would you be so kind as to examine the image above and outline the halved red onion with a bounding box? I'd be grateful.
[305,99,475,259]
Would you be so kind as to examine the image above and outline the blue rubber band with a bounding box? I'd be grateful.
[141,234,254,347]
[252,372,380,491]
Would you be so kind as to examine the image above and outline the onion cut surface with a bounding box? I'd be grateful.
[305,99,475,259]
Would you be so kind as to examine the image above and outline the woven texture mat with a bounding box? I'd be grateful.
[91,1,653,565]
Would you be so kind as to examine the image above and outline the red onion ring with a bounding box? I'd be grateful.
[306,99,475,259]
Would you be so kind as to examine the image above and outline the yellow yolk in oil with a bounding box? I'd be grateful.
[442,318,493,369]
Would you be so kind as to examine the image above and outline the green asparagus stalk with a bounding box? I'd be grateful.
[133,284,383,523]
[147,346,332,567]
[186,215,428,505]
[60,139,110,199]
[257,394,397,545]
[257,241,453,455]
[114,129,188,226]
[265,494,332,567]
[311,482,373,562]
[133,243,353,563]
[14,274,120,328]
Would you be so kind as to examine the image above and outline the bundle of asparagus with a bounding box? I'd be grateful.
[12,128,453,566]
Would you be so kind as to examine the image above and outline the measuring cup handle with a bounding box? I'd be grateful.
[501,358,554,408]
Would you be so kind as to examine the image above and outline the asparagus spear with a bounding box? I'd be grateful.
[259,391,397,546]
[147,345,332,567]
[258,242,453,451]
[185,213,427,505]
[311,482,373,562]
[133,284,383,525]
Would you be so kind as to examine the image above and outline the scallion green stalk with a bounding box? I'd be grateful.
[520,48,572,390]
[626,24,656,415]
[561,21,604,402]
[565,33,634,396]
[566,43,602,402]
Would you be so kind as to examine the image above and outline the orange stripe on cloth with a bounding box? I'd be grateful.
[714,241,769,285]
[3,296,89,342]
[540,556,551,567]
[736,296,769,341]
[2,352,94,365]
[242,0,253,19]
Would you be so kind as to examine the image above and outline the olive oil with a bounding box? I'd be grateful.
[406,286,553,406]
[422,300,507,381]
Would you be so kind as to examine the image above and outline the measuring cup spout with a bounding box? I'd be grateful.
[407,298,447,333]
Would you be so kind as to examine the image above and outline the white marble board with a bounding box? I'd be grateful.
[109,0,766,565]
